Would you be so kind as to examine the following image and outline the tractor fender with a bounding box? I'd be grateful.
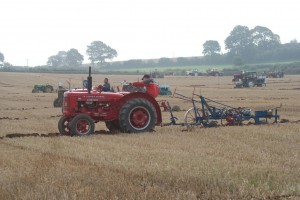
[117,92,162,125]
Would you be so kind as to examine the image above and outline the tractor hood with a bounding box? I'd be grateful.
[64,89,126,101]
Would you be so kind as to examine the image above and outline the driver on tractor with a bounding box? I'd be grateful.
[97,77,111,92]
[102,78,111,92]
[132,74,160,98]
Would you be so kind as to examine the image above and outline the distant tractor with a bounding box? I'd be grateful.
[266,71,284,78]
[186,69,199,76]
[158,85,172,95]
[32,84,54,93]
[232,71,266,88]
[207,68,223,76]
[58,67,162,136]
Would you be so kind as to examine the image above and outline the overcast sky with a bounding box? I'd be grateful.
[1,0,299,66]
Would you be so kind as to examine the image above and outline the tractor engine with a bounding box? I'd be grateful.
[62,90,123,121]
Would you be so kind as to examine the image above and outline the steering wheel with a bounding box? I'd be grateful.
[97,85,103,91]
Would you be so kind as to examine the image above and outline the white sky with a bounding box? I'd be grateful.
[0,0,299,66]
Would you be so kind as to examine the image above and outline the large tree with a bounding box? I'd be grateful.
[86,41,117,65]
[47,51,67,67]
[47,49,83,68]
[225,25,254,59]
[65,48,84,67]
[251,26,281,51]
[202,40,221,56]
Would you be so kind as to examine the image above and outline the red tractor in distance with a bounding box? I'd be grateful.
[58,67,162,136]
[206,68,223,76]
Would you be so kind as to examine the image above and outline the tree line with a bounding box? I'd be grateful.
[0,41,118,69]
[105,25,300,70]
[1,25,300,71]
[202,25,300,65]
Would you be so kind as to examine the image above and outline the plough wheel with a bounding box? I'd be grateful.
[184,107,209,126]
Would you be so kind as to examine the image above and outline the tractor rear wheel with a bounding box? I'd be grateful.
[119,98,156,133]
[105,120,120,133]
[58,116,72,135]
[70,114,95,136]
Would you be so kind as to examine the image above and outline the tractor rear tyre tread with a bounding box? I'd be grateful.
[119,98,156,133]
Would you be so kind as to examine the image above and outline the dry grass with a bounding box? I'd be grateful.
[0,72,300,199]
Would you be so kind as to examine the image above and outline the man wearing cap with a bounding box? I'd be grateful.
[132,74,160,98]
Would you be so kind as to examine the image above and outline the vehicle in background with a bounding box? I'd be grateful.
[232,71,266,88]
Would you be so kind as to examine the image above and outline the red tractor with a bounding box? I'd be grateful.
[206,68,223,76]
[58,67,162,136]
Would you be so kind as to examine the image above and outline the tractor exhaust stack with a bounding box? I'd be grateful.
[87,66,92,93]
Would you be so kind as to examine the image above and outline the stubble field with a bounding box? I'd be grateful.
[0,72,299,199]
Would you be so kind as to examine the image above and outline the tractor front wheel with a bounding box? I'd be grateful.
[58,116,72,135]
[119,98,156,133]
[70,114,95,136]
[248,81,254,87]
[53,98,60,107]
